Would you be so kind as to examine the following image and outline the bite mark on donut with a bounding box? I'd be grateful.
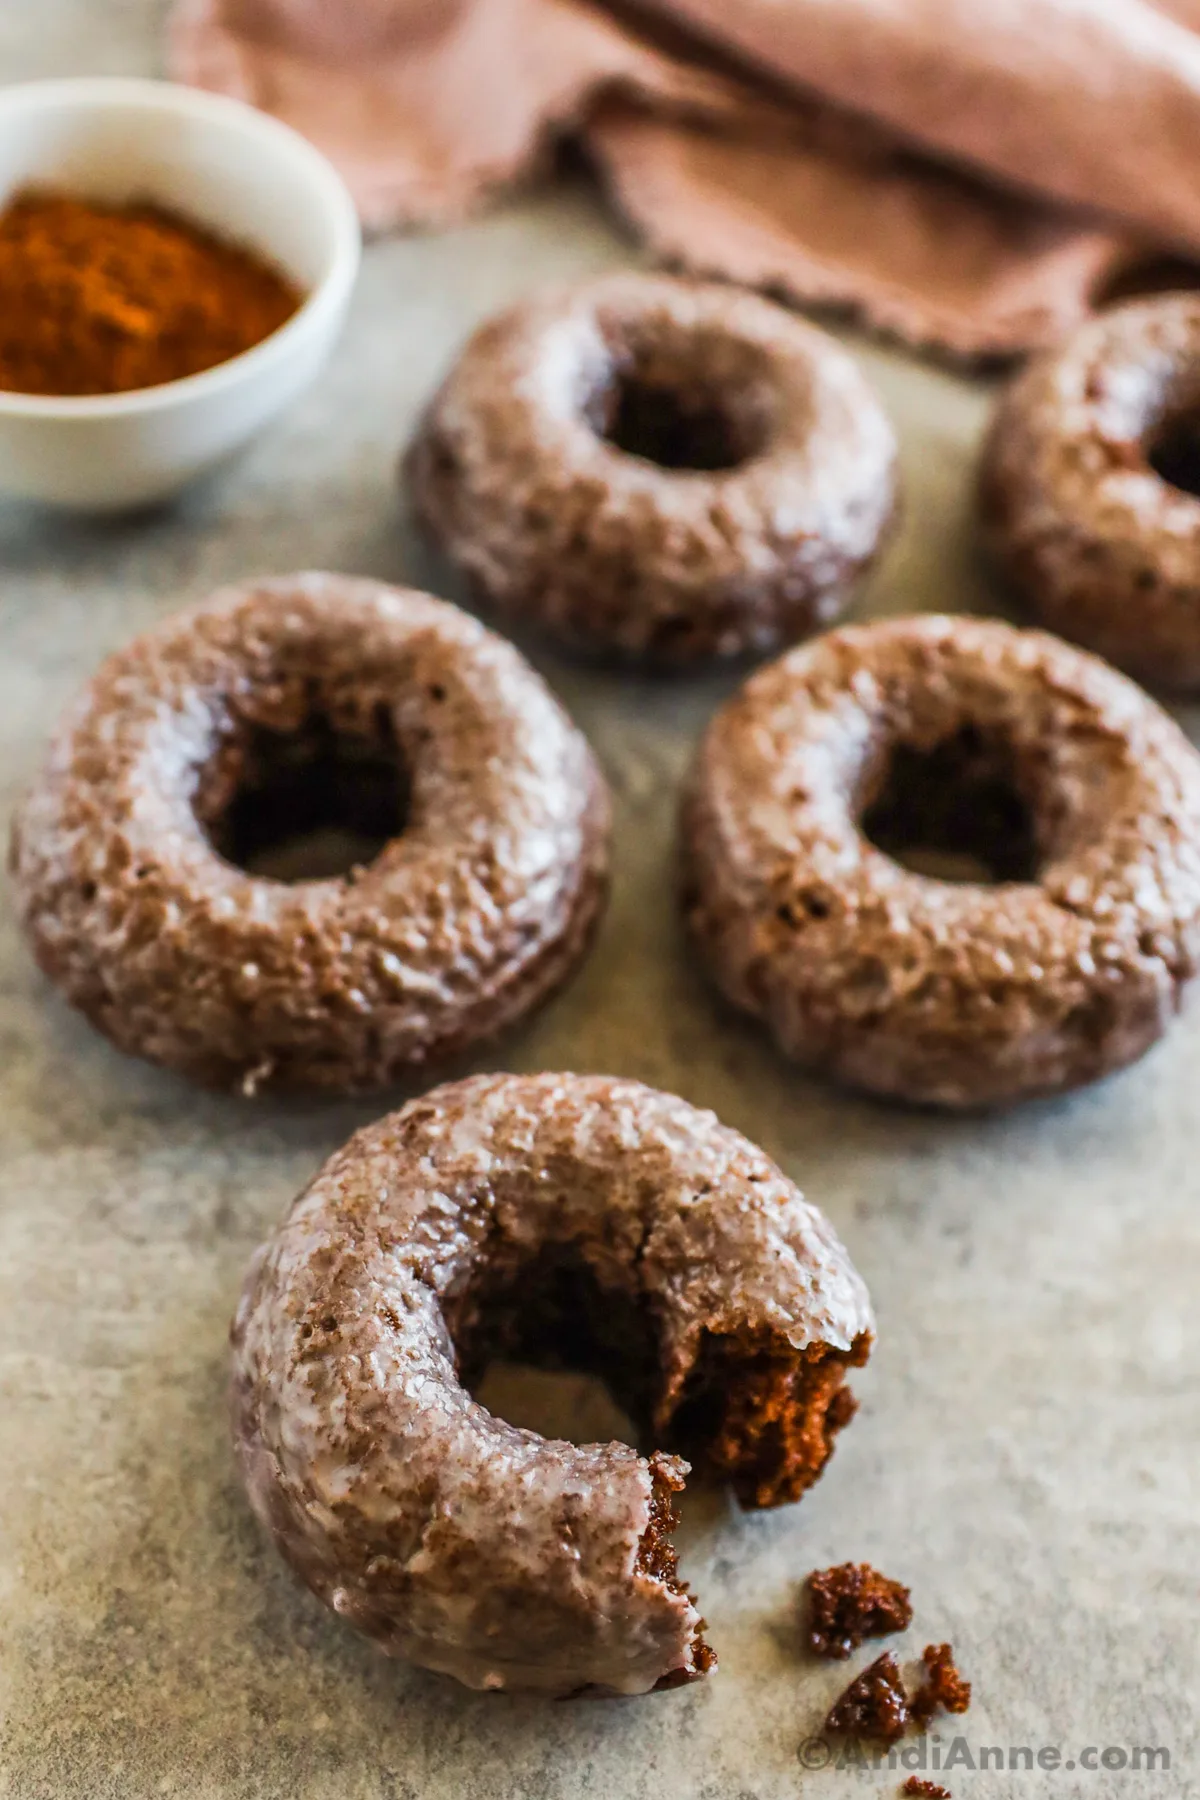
[451,1241,870,1679]
[668,1328,873,1510]
[640,1454,717,1690]
[456,1240,870,1516]
[232,1074,874,1693]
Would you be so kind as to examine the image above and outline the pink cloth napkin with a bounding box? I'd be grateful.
[168,0,1200,359]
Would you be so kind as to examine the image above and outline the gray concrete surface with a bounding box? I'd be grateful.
[0,6,1197,1797]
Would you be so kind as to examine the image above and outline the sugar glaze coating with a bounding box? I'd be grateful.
[408,272,898,667]
[10,575,609,1094]
[683,614,1200,1108]
[232,1073,874,1695]
[981,295,1200,691]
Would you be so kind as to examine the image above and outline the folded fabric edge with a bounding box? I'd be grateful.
[587,106,1141,365]
[165,0,1164,361]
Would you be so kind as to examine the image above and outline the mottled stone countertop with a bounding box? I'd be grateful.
[1,6,1197,1799]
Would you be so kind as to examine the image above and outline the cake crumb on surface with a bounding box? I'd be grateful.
[824,1651,911,1744]
[903,1780,951,1798]
[911,1642,971,1725]
[819,1639,972,1756]
[806,1561,913,1658]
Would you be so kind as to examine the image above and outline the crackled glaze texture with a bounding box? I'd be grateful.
[407,272,898,667]
[231,1073,874,1696]
[980,295,1200,692]
[9,575,609,1094]
[683,614,1200,1108]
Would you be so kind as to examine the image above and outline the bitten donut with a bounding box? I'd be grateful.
[981,294,1200,691]
[407,272,898,667]
[232,1073,873,1696]
[10,576,609,1094]
[682,614,1200,1109]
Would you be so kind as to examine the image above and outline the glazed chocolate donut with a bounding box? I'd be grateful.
[232,1073,873,1696]
[682,614,1200,1109]
[981,294,1200,691]
[10,575,609,1094]
[407,273,898,667]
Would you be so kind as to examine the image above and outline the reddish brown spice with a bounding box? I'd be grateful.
[911,1642,972,1726]
[903,1781,951,1798]
[0,191,300,396]
[824,1651,911,1744]
[806,1561,913,1658]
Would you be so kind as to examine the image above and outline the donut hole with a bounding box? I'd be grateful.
[1092,256,1200,311]
[201,707,410,883]
[584,329,776,473]
[453,1244,717,1684]
[600,379,750,472]
[860,724,1040,884]
[456,1245,658,1445]
[473,1364,640,1448]
[453,1246,867,1509]
[1147,409,1200,499]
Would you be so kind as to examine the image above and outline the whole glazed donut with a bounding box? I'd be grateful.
[232,1073,874,1696]
[682,614,1200,1109]
[10,575,609,1094]
[407,272,898,668]
[980,294,1200,691]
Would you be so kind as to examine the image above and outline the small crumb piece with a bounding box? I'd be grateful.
[911,1643,971,1725]
[825,1651,911,1744]
[903,1781,951,1798]
[806,1561,914,1658]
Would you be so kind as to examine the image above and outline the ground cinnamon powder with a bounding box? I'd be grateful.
[0,191,301,397]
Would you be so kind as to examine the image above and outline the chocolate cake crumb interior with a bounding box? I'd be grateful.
[670,1326,868,1508]
[825,1650,912,1743]
[455,1243,867,1514]
[806,1561,914,1658]
[911,1642,972,1723]
[637,1456,718,1688]
[453,1246,866,1670]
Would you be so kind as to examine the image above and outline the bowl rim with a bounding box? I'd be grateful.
[0,76,362,421]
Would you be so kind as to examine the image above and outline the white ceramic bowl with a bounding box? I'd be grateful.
[0,77,361,511]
